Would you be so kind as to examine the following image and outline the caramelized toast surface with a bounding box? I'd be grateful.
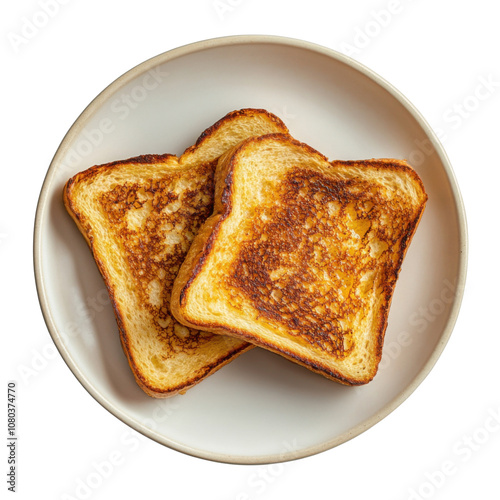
[63,109,288,397]
[171,134,427,385]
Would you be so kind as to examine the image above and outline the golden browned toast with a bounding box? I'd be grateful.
[171,133,427,385]
[63,109,289,397]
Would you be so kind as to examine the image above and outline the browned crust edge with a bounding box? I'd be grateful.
[173,133,428,386]
[182,108,288,157]
[117,319,252,398]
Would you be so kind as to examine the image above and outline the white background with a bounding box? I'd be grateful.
[2,0,499,499]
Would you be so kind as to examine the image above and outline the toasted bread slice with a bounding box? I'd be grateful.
[63,109,289,397]
[171,133,427,385]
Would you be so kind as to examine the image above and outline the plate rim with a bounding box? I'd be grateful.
[33,34,468,465]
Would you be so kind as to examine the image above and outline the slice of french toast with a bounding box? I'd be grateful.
[63,109,288,397]
[171,133,427,385]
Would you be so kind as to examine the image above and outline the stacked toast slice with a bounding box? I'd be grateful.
[63,109,288,397]
[171,133,427,385]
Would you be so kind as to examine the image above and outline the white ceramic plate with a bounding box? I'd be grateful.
[34,35,467,464]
